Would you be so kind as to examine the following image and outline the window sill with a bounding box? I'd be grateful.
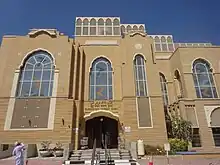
[16,97,52,99]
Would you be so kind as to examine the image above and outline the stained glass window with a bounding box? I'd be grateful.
[193,59,218,98]
[89,57,113,100]
[134,55,148,96]
[16,51,54,97]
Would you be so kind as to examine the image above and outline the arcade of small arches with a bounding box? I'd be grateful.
[75,17,145,36]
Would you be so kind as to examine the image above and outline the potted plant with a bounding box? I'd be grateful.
[39,141,53,157]
[53,142,64,157]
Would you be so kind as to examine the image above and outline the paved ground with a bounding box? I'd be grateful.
[0,155,220,165]
[0,157,63,165]
[138,155,220,165]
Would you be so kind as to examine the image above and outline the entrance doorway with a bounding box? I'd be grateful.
[85,116,118,149]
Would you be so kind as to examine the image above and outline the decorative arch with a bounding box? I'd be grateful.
[154,36,160,42]
[133,53,146,61]
[29,29,57,38]
[16,50,55,97]
[192,58,218,98]
[127,25,132,32]
[161,36,166,42]
[191,58,214,72]
[159,72,169,106]
[83,18,89,25]
[167,36,173,43]
[139,25,144,31]
[105,18,112,25]
[19,48,56,69]
[76,18,82,25]
[84,110,119,121]
[89,57,113,100]
[98,18,104,25]
[113,18,120,25]
[90,18,96,25]
[210,107,220,127]
[121,25,125,33]
[129,32,146,37]
[134,54,148,96]
[133,25,138,31]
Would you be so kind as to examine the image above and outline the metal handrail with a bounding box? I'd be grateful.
[104,134,108,165]
[91,138,97,165]
[108,149,111,163]
[104,134,113,165]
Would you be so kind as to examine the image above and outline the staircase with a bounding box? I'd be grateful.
[63,149,137,165]
[63,137,138,165]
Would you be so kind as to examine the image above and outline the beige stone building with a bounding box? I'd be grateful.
[0,17,220,152]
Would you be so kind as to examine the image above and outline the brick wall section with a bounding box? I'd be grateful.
[122,97,167,146]
[0,98,74,144]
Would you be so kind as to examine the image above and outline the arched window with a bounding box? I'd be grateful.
[193,59,218,98]
[106,19,112,26]
[16,51,54,97]
[121,25,125,33]
[83,18,89,25]
[127,25,132,32]
[174,70,183,98]
[113,18,120,26]
[76,18,82,25]
[159,73,169,106]
[139,25,144,31]
[89,57,113,100]
[133,25,138,31]
[134,55,147,96]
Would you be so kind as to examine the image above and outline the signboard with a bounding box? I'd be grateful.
[164,143,170,151]
[85,101,118,111]
[73,128,78,133]
[124,126,131,133]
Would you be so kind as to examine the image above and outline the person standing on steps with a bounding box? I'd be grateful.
[12,142,26,165]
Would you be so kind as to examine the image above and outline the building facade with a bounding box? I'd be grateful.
[0,17,220,152]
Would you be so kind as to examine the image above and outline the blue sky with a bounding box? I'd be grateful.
[0,0,219,44]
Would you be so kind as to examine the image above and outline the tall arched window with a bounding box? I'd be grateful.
[16,51,54,97]
[134,55,147,96]
[174,70,183,98]
[159,73,169,106]
[193,59,217,98]
[89,57,113,100]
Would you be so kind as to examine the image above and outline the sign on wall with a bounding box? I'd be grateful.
[85,101,119,111]
[124,126,131,133]
[164,143,170,151]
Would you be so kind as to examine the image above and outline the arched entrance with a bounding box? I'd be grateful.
[85,116,118,149]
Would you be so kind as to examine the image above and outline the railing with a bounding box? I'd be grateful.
[91,138,97,165]
[104,134,113,165]
[104,134,108,165]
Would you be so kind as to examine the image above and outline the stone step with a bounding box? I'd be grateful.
[80,152,92,155]
[64,159,137,165]
[71,150,82,153]
[69,157,80,160]
[109,156,121,159]
[109,153,120,155]
[121,156,132,160]
[68,149,132,162]
[120,150,130,153]
[70,153,81,156]
[121,154,131,156]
